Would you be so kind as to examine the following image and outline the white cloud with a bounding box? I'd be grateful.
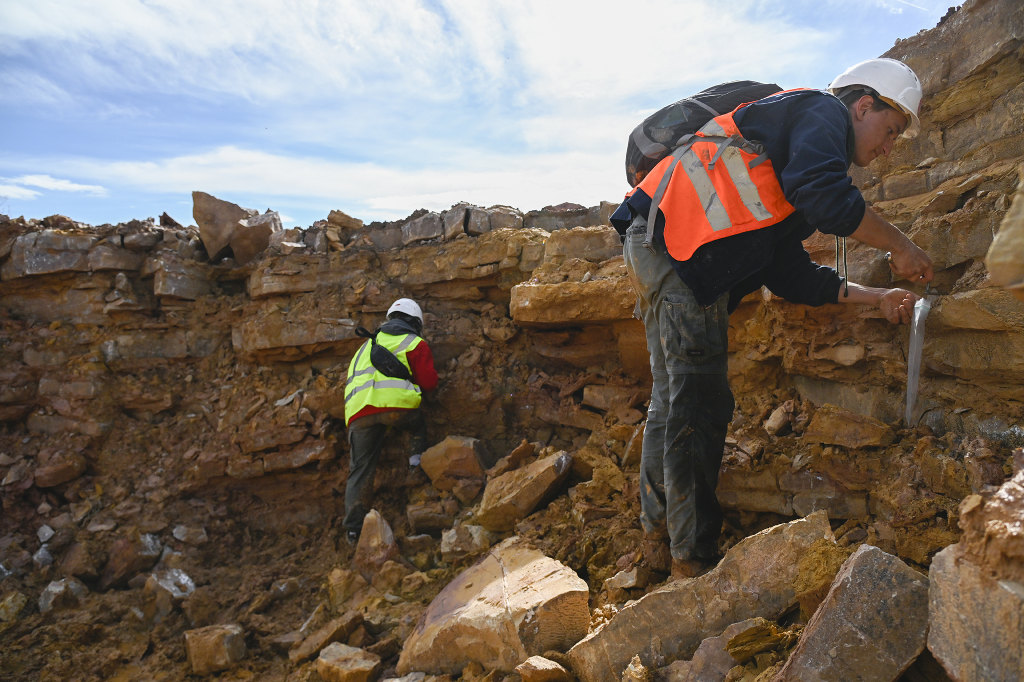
[0,175,106,202]
[0,1,831,108]
[42,144,622,220]
[493,0,830,102]
[0,184,42,200]
[0,0,955,226]
[0,70,73,107]
[0,0,468,101]
[12,175,107,195]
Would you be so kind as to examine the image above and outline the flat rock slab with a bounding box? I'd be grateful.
[929,543,1024,681]
[317,642,382,682]
[567,511,835,682]
[396,538,589,675]
[776,544,928,680]
[476,451,572,531]
[802,403,895,448]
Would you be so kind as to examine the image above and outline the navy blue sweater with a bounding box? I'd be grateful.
[612,89,864,310]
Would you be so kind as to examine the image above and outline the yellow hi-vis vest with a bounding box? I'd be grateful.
[344,331,424,427]
[635,101,797,261]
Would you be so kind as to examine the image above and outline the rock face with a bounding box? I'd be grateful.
[396,539,590,675]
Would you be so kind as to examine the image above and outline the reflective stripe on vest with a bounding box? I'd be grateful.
[637,104,796,262]
[344,331,423,426]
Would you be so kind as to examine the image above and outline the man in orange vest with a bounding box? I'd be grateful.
[610,58,934,579]
[343,298,439,544]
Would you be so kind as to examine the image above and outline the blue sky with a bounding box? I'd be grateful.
[1,0,954,229]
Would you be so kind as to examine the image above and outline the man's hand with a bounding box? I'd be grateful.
[886,242,934,284]
[879,288,919,324]
[851,206,934,283]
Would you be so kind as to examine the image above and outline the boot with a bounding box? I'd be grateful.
[642,536,672,574]
[670,557,712,580]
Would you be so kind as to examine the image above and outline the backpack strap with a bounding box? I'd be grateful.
[355,327,415,383]
[643,117,775,249]
[632,96,723,161]
[686,96,722,117]
[644,145,685,248]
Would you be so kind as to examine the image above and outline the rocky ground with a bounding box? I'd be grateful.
[2,354,1014,681]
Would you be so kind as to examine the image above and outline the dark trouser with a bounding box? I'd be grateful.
[343,409,427,534]
[623,218,735,561]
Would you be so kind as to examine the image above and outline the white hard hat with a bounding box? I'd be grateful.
[387,297,423,324]
[829,58,922,138]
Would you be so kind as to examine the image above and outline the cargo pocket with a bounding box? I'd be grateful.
[661,293,728,368]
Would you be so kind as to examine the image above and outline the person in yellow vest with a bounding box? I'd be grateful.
[343,298,439,543]
[610,58,934,580]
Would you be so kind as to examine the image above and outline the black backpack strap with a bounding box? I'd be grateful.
[355,327,415,384]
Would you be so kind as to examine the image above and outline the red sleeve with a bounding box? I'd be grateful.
[406,341,438,392]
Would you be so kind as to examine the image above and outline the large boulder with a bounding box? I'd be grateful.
[567,511,837,682]
[396,539,589,675]
[475,451,573,532]
[928,462,1024,680]
[192,191,280,264]
[776,544,929,680]
[986,165,1024,301]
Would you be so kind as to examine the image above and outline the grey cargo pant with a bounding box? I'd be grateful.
[623,217,735,561]
[343,410,427,534]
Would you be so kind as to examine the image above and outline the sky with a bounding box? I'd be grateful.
[0,0,956,229]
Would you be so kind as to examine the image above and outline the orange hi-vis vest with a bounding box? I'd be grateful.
[634,100,797,262]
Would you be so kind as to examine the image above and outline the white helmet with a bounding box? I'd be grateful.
[829,58,922,138]
[387,297,423,324]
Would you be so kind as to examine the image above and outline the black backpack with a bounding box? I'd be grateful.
[625,80,782,187]
[355,327,414,383]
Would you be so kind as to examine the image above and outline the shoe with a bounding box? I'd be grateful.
[671,557,712,580]
[641,538,672,574]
